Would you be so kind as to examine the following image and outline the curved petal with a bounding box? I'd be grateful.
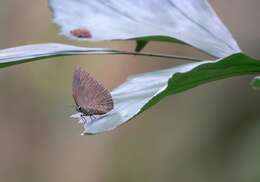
[0,43,116,67]
[0,43,200,68]
[72,53,260,135]
[49,0,241,58]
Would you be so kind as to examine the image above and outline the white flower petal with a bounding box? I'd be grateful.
[74,59,214,134]
[0,43,121,67]
[72,53,260,135]
[49,0,241,58]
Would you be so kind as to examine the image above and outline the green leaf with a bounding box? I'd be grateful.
[142,54,260,112]
[251,76,260,90]
[135,40,148,52]
[0,43,200,69]
[0,43,118,68]
[134,36,185,52]
[74,53,260,134]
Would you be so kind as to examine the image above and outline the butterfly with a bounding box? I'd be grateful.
[72,67,113,120]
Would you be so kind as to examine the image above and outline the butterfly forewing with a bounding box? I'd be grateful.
[72,67,113,115]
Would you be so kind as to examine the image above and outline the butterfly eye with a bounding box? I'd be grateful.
[75,105,82,112]
[78,106,82,111]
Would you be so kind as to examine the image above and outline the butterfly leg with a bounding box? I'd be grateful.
[89,115,97,121]
[79,114,88,124]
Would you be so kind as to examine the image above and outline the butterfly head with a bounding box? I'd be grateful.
[75,105,82,113]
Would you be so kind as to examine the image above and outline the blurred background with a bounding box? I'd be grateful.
[0,0,260,181]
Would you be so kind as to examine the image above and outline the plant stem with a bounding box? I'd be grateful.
[81,50,205,62]
[118,51,204,62]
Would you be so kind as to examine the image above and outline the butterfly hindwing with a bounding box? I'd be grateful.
[72,67,113,115]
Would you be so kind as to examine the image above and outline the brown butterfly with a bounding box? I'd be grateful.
[72,67,113,119]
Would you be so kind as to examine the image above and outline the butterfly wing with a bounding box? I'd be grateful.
[72,67,113,115]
